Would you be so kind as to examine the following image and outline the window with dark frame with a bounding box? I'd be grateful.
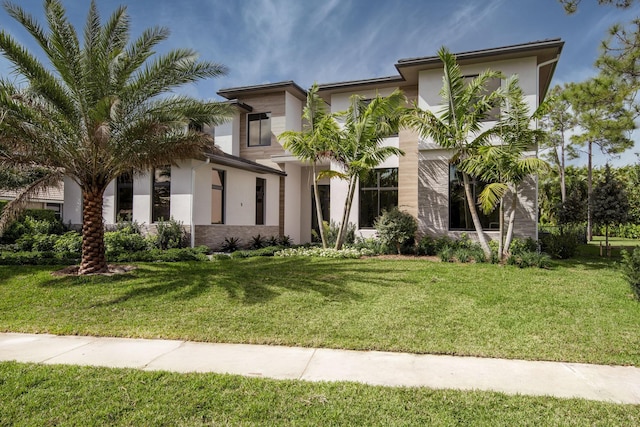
[256,177,266,225]
[116,172,133,221]
[449,165,500,231]
[211,169,225,224]
[152,166,171,223]
[358,168,398,228]
[247,112,271,147]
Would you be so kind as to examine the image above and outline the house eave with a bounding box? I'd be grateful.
[205,152,287,176]
[217,80,307,102]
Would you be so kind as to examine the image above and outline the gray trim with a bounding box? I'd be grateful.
[317,76,405,92]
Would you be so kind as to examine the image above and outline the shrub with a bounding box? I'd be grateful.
[230,246,283,259]
[509,237,538,256]
[153,218,187,250]
[1,210,65,244]
[323,221,356,246]
[53,231,82,254]
[31,233,58,252]
[0,250,78,265]
[105,229,148,256]
[250,234,267,250]
[507,251,551,269]
[374,208,417,255]
[275,247,374,259]
[107,247,208,262]
[540,232,579,259]
[267,236,280,247]
[621,248,640,300]
[351,237,385,255]
[221,237,240,253]
[278,235,292,247]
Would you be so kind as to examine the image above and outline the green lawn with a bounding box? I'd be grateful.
[1,362,638,426]
[1,255,638,366]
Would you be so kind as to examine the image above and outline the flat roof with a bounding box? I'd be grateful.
[205,151,287,176]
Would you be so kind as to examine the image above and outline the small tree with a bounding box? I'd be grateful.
[374,208,417,255]
[592,164,629,248]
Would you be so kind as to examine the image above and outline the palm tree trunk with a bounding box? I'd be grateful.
[504,186,518,255]
[79,185,108,275]
[462,172,491,259]
[311,163,327,249]
[498,200,504,261]
[335,175,358,250]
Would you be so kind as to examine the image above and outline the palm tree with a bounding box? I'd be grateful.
[329,90,406,250]
[278,84,339,248]
[0,0,232,274]
[403,46,504,259]
[460,77,548,260]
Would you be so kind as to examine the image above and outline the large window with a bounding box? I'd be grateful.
[248,112,271,147]
[116,172,133,221]
[152,166,171,222]
[256,178,266,225]
[211,169,225,224]
[463,75,501,122]
[359,168,398,228]
[449,165,499,230]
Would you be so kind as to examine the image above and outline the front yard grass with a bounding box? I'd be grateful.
[1,362,638,426]
[1,255,638,366]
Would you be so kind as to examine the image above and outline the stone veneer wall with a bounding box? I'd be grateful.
[194,225,280,250]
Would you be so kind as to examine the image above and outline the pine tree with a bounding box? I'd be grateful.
[592,164,629,248]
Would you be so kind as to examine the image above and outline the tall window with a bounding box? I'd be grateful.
[449,165,499,230]
[463,75,501,121]
[256,178,266,225]
[311,185,330,241]
[152,166,171,222]
[211,169,225,224]
[248,112,271,147]
[359,168,398,228]
[116,172,133,221]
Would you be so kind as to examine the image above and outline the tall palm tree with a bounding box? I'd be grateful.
[403,46,504,259]
[0,0,232,274]
[460,77,548,259]
[279,84,339,248]
[328,90,406,250]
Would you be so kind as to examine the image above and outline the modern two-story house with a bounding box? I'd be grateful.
[62,39,563,249]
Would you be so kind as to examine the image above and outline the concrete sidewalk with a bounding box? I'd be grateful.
[1,332,639,405]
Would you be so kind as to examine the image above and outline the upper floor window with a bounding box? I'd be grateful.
[359,167,398,228]
[248,112,271,147]
[463,75,501,122]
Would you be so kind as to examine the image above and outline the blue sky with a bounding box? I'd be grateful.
[0,0,638,165]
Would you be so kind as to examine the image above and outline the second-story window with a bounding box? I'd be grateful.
[247,112,271,147]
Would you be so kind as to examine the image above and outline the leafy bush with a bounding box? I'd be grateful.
[1,210,66,243]
[350,237,385,255]
[621,248,640,300]
[278,235,292,247]
[322,221,356,246]
[31,233,58,252]
[540,232,579,259]
[107,247,208,262]
[53,231,82,254]
[507,251,551,269]
[105,229,147,256]
[230,246,283,259]
[374,208,417,255]
[0,250,78,265]
[152,218,187,250]
[275,247,374,259]
[220,237,240,252]
[267,236,280,247]
[509,237,538,256]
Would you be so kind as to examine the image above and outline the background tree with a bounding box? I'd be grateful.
[403,46,504,259]
[0,0,232,274]
[564,75,635,241]
[592,164,629,247]
[279,84,339,249]
[559,0,636,13]
[328,90,405,250]
[539,85,577,204]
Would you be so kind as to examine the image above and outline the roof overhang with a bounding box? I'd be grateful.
[205,151,287,176]
[217,80,307,102]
